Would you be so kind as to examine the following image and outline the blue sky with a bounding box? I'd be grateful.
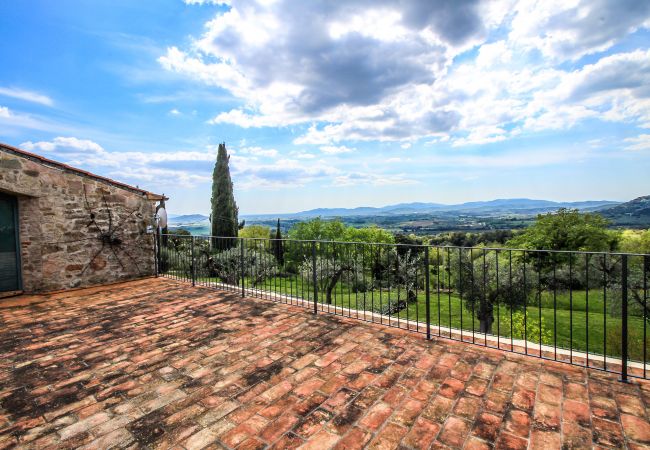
[1,0,650,215]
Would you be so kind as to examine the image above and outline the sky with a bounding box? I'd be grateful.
[1,0,650,215]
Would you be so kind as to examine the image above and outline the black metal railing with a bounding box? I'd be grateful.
[156,234,650,381]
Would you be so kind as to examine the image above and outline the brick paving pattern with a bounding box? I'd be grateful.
[1,278,650,449]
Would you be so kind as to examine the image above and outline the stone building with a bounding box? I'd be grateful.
[0,142,166,295]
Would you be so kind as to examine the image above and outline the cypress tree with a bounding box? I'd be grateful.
[210,142,239,248]
[272,218,284,265]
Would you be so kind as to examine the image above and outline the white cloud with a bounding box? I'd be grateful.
[624,134,650,151]
[452,126,507,147]
[0,106,65,133]
[183,0,230,5]
[328,10,408,42]
[0,87,53,106]
[169,108,181,115]
[14,137,360,191]
[18,137,214,188]
[161,0,650,148]
[319,145,354,155]
[238,146,278,157]
[161,0,502,142]
[21,136,105,154]
[509,0,650,61]
[289,150,316,159]
[332,172,417,187]
[232,158,340,189]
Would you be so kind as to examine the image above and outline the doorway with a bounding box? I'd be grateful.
[0,193,21,293]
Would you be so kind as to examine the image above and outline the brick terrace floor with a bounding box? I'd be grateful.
[2,279,650,449]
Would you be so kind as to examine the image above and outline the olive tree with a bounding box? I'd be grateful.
[451,249,533,334]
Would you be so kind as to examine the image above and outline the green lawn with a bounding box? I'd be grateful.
[166,268,649,362]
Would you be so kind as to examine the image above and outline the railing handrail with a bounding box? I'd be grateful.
[160,232,650,257]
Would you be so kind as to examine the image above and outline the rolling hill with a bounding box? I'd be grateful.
[601,196,650,226]
[241,198,621,220]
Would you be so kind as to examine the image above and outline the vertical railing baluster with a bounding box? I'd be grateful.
[569,253,573,364]
[436,247,441,337]
[621,254,629,382]
[643,255,650,378]
[425,246,431,340]
[553,254,557,361]
[191,236,196,286]
[240,239,245,298]
[496,249,500,349]
[437,247,441,337]
[603,253,607,370]
[470,248,475,343]
[509,250,513,352]
[154,228,159,277]
[537,254,542,357]
[585,253,589,368]
[482,248,487,346]
[523,251,527,355]
[312,241,318,314]
[447,247,452,339]
[459,248,463,342]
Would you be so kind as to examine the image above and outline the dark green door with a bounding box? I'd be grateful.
[0,193,20,292]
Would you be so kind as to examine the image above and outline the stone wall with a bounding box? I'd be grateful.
[0,148,158,293]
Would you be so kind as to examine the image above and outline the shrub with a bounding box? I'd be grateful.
[510,311,553,345]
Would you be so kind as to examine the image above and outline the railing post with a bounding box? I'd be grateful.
[620,254,629,382]
[191,236,196,286]
[312,241,318,314]
[154,228,159,278]
[240,239,245,298]
[425,246,431,340]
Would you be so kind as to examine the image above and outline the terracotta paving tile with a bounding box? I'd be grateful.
[367,422,407,450]
[504,409,531,438]
[1,278,650,449]
[358,402,393,431]
[438,416,470,447]
[401,416,439,449]
[472,412,502,442]
[333,426,372,450]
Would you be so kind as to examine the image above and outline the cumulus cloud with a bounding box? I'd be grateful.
[19,137,214,188]
[161,0,650,147]
[160,0,509,142]
[509,0,650,61]
[232,158,340,189]
[21,136,105,154]
[0,86,53,106]
[16,137,382,191]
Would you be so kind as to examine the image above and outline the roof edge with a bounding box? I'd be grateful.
[0,142,168,201]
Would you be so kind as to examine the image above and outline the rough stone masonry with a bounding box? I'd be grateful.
[0,143,164,293]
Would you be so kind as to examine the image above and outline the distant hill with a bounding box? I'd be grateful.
[242,198,621,220]
[601,196,650,226]
[169,198,634,227]
[168,214,209,224]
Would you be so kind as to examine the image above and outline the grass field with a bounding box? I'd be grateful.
[164,267,650,363]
